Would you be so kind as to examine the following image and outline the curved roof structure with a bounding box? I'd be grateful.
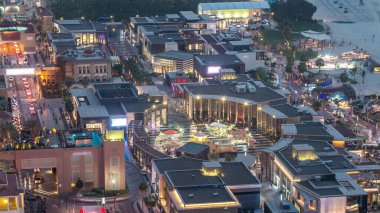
[198,1,270,11]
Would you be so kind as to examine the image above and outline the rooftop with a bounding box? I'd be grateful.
[55,19,96,31]
[198,1,270,11]
[155,50,194,61]
[0,172,23,197]
[185,79,285,104]
[176,186,236,205]
[165,170,224,188]
[195,54,244,66]
[153,157,203,174]
[220,162,260,185]
[178,142,209,155]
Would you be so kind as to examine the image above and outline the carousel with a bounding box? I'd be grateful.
[155,129,182,155]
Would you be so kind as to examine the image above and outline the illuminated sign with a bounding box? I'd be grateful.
[6,68,35,75]
[0,26,27,32]
[207,66,221,75]
[111,118,127,127]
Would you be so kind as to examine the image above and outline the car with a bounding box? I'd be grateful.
[8,77,14,82]
[21,77,27,81]
[344,8,348,13]
[29,105,35,111]
[339,4,343,8]
[26,91,32,96]
[26,94,32,99]
[30,109,36,115]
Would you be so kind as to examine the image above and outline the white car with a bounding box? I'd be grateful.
[8,77,14,82]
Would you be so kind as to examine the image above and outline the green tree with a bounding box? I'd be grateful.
[75,178,84,190]
[139,182,148,212]
[315,58,325,72]
[272,0,317,22]
[339,73,349,83]
[298,62,307,74]
[24,120,42,138]
[112,64,123,76]
[312,100,322,111]
[65,99,74,113]
[350,66,358,80]
[361,70,366,83]
[144,195,158,213]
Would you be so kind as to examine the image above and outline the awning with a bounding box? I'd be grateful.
[301,30,331,41]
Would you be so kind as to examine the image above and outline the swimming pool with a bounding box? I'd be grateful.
[70,132,102,147]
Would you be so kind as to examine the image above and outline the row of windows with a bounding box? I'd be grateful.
[78,66,108,74]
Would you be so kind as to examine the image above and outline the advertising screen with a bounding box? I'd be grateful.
[207,66,221,75]
[6,68,35,75]
[111,118,127,127]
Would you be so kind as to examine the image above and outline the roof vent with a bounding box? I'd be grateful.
[191,174,196,178]
[188,194,194,198]
[315,176,321,182]
[212,192,219,196]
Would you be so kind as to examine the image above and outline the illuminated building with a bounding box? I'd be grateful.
[54,19,107,45]
[0,137,125,194]
[165,71,191,97]
[198,1,270,29]
[183,75,286,127]
[129,11,216,46]
[261,139,368,213]
[151,158,262,212]
[193,55,245,81]
[57,47,112,83]
[201,34,266,71]
[0,171,24,212]
[70,83,167,134]
[0,23,36,54]
[281,121,346,142]
[153,51,194,75]
[45,33,76,64]
[36,7,54,32]
[256,104,317,139]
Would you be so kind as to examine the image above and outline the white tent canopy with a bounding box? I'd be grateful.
[301,30,331,40]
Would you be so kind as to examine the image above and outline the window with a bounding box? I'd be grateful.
[95,66,98,73]
[85,171,93,182]
[111,157,119,167]
[72,171,80,182]
[104,65,107,73]
[78,67,82,74]
[87,66,90,74]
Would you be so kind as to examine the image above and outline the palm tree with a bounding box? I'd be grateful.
[350,66,358,80]
[361,70,366,83]
[144,195,158,213]
[139,182,148,212]
[315,58,325,72]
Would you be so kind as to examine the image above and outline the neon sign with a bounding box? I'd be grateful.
[0,26,28,32]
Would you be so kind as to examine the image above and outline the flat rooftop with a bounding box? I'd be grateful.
[220,162,260,185]
[179,142,209,155]
[176,186,236,205]
[155,50,194,61]
[198,1,270,11]
[55,19,96,31]
[165,170,224,188]
[185,80,285,104]
[195,54,244,66]
[153,157,203,174]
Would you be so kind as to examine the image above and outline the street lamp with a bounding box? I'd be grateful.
[112,179,116,191]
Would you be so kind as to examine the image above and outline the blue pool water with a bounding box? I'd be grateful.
[70,132,102,147]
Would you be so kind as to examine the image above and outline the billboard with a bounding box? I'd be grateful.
[111,118,127,127]
[6,68,35,75]
[207,66,221,75]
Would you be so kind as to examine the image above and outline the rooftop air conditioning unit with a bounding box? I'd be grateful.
[246,82,256,93]
[235,84,246,93]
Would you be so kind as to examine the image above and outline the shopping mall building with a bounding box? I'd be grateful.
[198,1,270,29]
[0,24,36,55]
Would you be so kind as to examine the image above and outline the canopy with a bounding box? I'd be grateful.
[163,130,180,135]
[209,122,227,128]
[301,30,331,41]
